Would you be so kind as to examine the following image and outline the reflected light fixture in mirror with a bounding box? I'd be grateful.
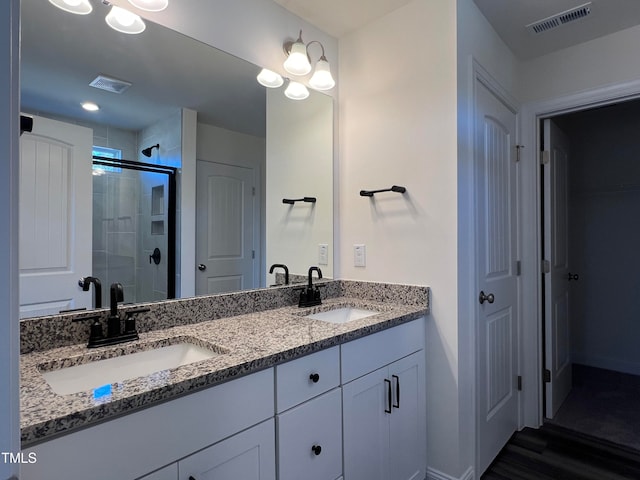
[284,81,309,101]
[257,69,284,88]
[105,5,146,34]
[48,0,92,15]
[128,0,169,11]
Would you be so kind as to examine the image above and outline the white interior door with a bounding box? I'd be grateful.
[543,118,572,419]
[19,115,93,317]
[475,80,519,474]
[195,160,257,294]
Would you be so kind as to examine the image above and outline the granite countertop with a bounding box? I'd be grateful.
[20,295,427,446]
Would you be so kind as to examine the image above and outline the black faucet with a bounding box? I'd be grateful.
[78,276,102,309]
[269,263,289,285]
[298,266,323,307]
[108,283,124,338]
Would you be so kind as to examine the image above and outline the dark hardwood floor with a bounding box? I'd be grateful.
[482,424,640,480]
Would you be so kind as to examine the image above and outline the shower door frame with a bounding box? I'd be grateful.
[92,155,177,299]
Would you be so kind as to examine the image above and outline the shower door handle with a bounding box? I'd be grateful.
[149,248,161,265]
[198,264,207,271]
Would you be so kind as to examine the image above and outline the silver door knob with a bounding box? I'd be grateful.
[479,291,495,305]
[197,264,206,271]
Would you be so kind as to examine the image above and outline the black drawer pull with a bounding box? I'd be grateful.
[309,373,320,383]
[384,378,392,413]
[311,444,322,456]
[392,374,400,408]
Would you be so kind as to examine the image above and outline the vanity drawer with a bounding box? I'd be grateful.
[277,388,342,480]
[276,346,340,413]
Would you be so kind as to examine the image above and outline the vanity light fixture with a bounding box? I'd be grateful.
[284,80,310,101]
[256,68,284,88]
[127,0,169,11]
[48,0,93,15]
[105,5,146,34]
[283,30,335,91]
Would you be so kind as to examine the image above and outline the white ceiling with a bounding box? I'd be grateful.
[274,0,640,59]
[272,0,414,38]
[472,0,640,59]
[21,0,266,136]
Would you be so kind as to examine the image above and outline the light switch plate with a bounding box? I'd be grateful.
[318,244,328,265]
[354,244,366,267]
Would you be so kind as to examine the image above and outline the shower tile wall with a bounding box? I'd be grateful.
[138,110,183,301]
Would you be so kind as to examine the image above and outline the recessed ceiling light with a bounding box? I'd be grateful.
[82,102,100,112]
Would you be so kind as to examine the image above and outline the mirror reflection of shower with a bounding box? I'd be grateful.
[141,143,160,157]
[92,154,176,306]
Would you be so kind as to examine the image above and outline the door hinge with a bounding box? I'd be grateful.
[517,375,522,391]
[252,186,256,196]
[544,369,551,383]
[541,259,550,274]
[540,150,550,165]
[252,250,255,259]
[515,145,524,162]
[515,260,521,276]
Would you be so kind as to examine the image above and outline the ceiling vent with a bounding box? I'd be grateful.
[526,2,592,34]
[89,74,132,94]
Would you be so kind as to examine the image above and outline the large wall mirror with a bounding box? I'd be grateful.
[19,0,333,318]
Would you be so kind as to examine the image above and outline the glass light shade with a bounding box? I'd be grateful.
[284,81,309,101]
[128,0,169,12]
[48,0,92,15]
[256,69,284,88]
[309,58,335,91]
[283,42,311,76]
[105,6,146,35]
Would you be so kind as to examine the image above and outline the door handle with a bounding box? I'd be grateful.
[567,272,579,281]
[479,291,495,305]
[392,374,400,409]
[197,263,206,271]
[384,378,392,414]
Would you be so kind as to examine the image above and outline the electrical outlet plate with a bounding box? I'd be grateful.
[354,244,366,267]
[318,244,328,265]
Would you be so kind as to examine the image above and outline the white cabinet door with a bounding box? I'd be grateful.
[342,366,390,480]
[277,388,342,480]
[388,351,426,480]
[178,419,275,480]
[342,351,426,480]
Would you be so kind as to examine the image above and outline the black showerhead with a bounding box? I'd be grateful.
[142,144,160,157]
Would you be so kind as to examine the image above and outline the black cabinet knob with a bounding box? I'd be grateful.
[309,373,320,383]
[311,444,322,456]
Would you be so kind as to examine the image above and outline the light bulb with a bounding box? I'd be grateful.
[256,69,284,88]
[284,81,309,101]
[284,41,311,76]
[128,0,169,12]
[309,58,335,91]
[81,102,100,112]
[48,0,92,15]
[105,6,146,34]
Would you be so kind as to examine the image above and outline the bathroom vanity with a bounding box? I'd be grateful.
[19,281,428,480]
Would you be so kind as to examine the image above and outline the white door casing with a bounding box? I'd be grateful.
[19,115,93,317]
[195,160,258,295]
[543,118,572,419]
[475,78,520,475]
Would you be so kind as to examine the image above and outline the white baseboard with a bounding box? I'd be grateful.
[427,466,474,480]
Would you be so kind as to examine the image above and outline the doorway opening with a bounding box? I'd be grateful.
[92,156,177,305]
[540,98,640,450]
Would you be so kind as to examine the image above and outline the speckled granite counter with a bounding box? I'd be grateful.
[20,281,429,447]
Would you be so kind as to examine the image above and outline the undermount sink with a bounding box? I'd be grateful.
[39,341,225,395]
[304,306,379,324]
